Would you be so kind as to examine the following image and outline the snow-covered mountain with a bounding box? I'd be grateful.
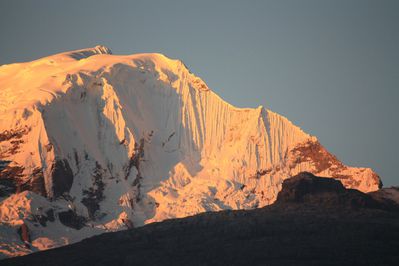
[0,46,382,258]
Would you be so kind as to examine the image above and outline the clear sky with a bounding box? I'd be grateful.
[1,0,398,186]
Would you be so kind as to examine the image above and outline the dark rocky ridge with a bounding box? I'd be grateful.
[3,172,399,266]
[277,172,396,210]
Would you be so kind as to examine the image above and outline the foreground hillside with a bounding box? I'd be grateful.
[0,46,381,257]
[4,172,399,266]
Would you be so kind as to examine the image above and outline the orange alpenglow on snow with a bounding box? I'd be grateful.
[0,46,382,258]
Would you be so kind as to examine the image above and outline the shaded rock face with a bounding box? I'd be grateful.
[31,209,55,227]
[51,159,73,198]
[81,162,106,219]
[58,210,86,230]
[4,173,399,266]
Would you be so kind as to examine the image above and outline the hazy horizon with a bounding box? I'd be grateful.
[1,0,398,186]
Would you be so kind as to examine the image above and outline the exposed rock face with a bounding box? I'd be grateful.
[0,46,382,258]
[50,159,73,199]
[58,210,86,230]
[17,223,30,247]
[25,168,46,196]
[287,140,382,191]
[0,162,21,197]
[81,161,106,219]
[3,173,398,266]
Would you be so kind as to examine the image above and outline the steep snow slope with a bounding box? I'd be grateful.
[0,46,381,258]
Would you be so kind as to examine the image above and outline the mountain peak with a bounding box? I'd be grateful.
[0,47,382,258]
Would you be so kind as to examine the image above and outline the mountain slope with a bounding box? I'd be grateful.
[0,46,382,257]
[3,172,398,266]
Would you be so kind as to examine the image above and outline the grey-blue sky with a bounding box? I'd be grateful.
[0,0,398,186]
